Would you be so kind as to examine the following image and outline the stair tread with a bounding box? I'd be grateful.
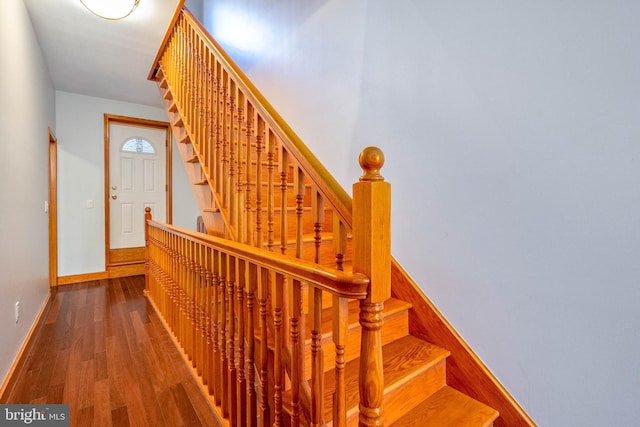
[319,335,450,422]
[312,298,411,339]
[390,386,499,427]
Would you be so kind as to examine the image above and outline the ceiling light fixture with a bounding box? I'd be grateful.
[80,0,140,21]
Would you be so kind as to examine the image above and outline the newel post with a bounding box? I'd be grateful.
[144,207,152,294]
[353,147,391,427]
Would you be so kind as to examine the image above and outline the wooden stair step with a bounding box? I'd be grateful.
[316,335,451,426]
[389,386,499,427]
[303,298,412,377]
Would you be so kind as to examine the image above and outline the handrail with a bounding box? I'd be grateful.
[148,219,369,299]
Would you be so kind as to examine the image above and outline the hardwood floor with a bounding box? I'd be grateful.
[2,276,222,427]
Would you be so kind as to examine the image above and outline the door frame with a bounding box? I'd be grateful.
[104,114,172,269]
[48,128,58,287]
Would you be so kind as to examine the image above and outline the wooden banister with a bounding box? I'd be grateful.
[145,207,374,426]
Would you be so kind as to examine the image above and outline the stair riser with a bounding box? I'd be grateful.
[342,360,447,427]
[303,308,409,379]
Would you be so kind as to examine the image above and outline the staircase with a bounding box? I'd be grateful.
[144,4,535,427]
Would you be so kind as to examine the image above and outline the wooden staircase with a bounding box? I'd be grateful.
[144,4,535,427]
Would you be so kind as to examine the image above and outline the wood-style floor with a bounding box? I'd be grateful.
[2,276,222,427]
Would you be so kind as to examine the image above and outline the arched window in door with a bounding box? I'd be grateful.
[121,137,156,154]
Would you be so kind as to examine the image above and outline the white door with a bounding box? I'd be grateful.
[109,123,166,249]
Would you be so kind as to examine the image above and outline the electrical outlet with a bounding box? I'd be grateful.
[15,301,20,324]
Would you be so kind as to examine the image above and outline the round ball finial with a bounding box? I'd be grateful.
[359,146,385,181]
[145,207,151,213]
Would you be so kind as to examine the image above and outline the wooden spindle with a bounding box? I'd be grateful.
[219,251,229,417]
[279,148,290,255]
[227,255,237,426]
[255,113,264,249]
[295,166,305,260]
[289,278,302,427]
[236,259,247,427]
[212,249,222,404]
[145,207,152,293]
[244,101,254,247]
[312,188,324,264]
[246,263,257,427]
[353,147,391,427]
[333,296,348,427]
[258,267,270,427]
[310,287,324,427]
[266,130,276,252]
[273,271,284,427]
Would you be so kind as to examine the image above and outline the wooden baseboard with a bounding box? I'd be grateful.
[57,265,145,286]
[108,263,145,278]
[57,271,109,285]
[0,290,54,402]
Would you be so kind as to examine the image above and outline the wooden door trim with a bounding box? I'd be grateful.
[48,128,58,287]
[104,114,172,269]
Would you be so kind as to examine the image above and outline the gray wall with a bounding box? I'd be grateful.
[203,1,640,425]
[0,0,55,384]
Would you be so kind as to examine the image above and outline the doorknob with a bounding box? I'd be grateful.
[112,194,118,200]
[112,185,117,190]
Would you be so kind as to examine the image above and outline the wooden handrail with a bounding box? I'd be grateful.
[149,219,369,299]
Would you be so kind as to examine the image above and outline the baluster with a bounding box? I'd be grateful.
[216,62,224,195]
[309,287,324,427]
[205,53,214,176]
[219,251,229,417]
[295,166,305,260]
[354,147,391,427]
[236,260,247,427]
[204,245,214,394]
[189,26,197,142]
[198,38,206,159]
[246,263,257,427]
[333,296,348,427]
[242,100,254,245]
[289,278,302,427]
[227,255,237,426]
[229,80,239,236]
[273,271,284,427]
[197,241,206,377]
[279,149,289,255]
[144,208,152,293]
[221,71,230,210]
[235,88,246,243]
[212,249,222,404]
[312,188,325,264]
[266,129,276,251]
[254,112,264,249]
[189,239,197,367]
[333,214,347,271]
[258,267,270,427]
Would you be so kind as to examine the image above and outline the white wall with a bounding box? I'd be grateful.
[0,0,55,385]
[204,1,640,425]
[56,91,199,276]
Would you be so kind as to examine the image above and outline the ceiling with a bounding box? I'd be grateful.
[23,0,181,108]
